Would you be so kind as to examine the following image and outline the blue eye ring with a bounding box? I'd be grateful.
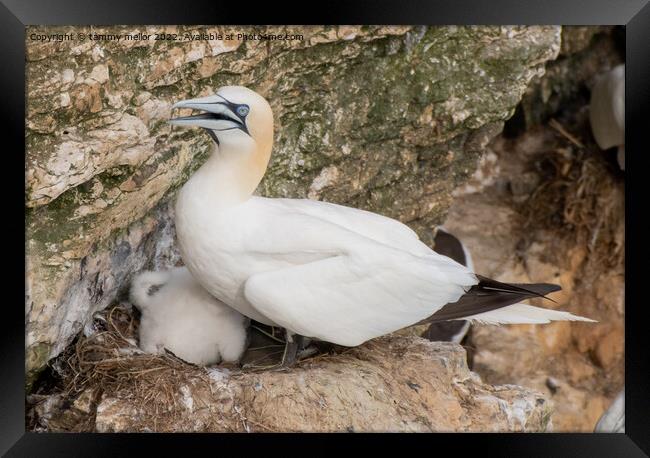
[237,105,249,117]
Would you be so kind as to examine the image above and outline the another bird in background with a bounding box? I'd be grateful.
[594,389,625,433]
[423,227,474,344]
[169,86,595,367]
[130,267,248,366]
[589,63,625,170]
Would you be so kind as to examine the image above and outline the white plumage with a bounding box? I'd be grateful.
[459,303,594,325]
[594,390,625,433]
[169,86,594,350]
[589,63,625,170]
[130,267,248,365]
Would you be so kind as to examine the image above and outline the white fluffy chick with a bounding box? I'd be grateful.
[130,266,248,365]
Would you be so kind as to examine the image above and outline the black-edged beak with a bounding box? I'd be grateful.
[169,94,249,135]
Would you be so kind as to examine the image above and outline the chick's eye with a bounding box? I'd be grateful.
[237,105,249,117]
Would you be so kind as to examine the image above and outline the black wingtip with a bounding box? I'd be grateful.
[511,282,561,303]
[420,275,563,325]
[476,275,561,300]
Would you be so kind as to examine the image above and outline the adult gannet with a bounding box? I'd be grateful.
[169,86,595,367]
[130,267,248,365]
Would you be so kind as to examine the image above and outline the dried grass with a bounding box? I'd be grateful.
[55,304,231,431]
[66,307,192,393]
[518,118,624,270]
[44,305,332,432]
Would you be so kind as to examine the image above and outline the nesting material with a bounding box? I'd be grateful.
[35,308,553,433]
[519,122,624,270]
[130,267,248,365]
[48,305,219,432]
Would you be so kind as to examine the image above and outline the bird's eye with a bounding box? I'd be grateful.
[237,105,250,117]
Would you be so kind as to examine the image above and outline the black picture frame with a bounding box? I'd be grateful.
[4,0,649,455]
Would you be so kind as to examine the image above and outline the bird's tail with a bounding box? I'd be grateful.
[129,270,172,311]
[421,275,596,325]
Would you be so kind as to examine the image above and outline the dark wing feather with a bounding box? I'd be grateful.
[427,228,561,327]
[475,275,560,300]
[419,276,561,324]
[432,229,467,266]
[422,320,469,342]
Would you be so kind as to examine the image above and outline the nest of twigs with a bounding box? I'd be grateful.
[31,304,230,432]
[518,117,624,271]
[64,305,205,399]
[29,304,334,432]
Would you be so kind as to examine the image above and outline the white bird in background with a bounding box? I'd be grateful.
[594,389,625,433]
[589,63,625,170]
[130,267,248,365]
[169,86,595,367]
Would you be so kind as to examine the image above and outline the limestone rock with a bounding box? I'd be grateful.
[86,337,552,432]
[516,26,623,129]
[25,25,562,382]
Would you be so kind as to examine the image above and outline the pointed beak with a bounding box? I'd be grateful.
[169,94,246,132]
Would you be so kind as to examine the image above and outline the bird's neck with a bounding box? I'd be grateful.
[183,141,271,209]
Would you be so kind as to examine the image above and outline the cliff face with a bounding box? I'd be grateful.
[442,26,625,432]
[25,25,562,382]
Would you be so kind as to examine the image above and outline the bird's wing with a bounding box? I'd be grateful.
[264,197,432,255]
[243,216,477,346]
